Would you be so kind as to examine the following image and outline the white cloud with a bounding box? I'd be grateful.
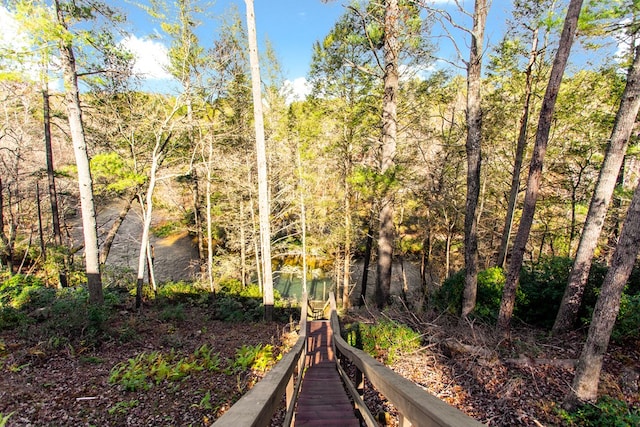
[120,35,173,80]
[0,6,23,48]
[284,77,311,103]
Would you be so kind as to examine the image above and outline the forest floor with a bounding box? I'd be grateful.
[347,302,640,426]
[1,296,639,426]
[0,301,291,427]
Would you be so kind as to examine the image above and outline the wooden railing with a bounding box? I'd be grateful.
[328,292,483,427]
[212,294,308,427]
[214,292,483,427]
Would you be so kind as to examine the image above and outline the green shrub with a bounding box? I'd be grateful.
[230,344,274,372]
[109,346,221,392]
[157,281,208,302]
[612,293,640,342]
[0,307,31,330]
[0,274,48,309]
[160,304,186,322]
[558,396,640,426]
[434,266,523,321]
[345,320,421,364]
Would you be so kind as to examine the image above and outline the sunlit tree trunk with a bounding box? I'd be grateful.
[0,178,11,273]
[55,0,103,305]
[461,0,488,318]
[135,133,171,309]
[376,0,399,309]
[497,29,539,268]
[553,44,640,334]
[245,0,275,320]
[566,177,640,406]
[343,189,351,309]
[497,0,584,336]
[43,88,68,288]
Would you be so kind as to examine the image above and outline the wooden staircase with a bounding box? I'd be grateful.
[294,320,360,426]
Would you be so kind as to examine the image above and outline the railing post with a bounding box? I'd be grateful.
[285,373,294,415]
[356,367,364,398]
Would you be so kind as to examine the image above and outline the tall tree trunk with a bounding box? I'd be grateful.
[43,88,68,287]
[240,199,247,288]
[193,167,205,267]
[297,148,308,296]
[552,44,640,334]
[497,29,539,268]
[245,0,274,321]
[497,0,584,336]
[461,0,488,318]
[359,220,374,307]
[343,187,351,309]
[566,178,640,407]
[206,135,214,292]
[376,0,399,309]
[55,0,103,305]
[0,178,11,272]
[36,182,46,261]
[135,133,170,309]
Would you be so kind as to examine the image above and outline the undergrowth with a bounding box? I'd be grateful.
[343,319,421,364]
[558,397,640,426]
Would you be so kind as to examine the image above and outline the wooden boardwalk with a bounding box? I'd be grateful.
[294,320,360,427]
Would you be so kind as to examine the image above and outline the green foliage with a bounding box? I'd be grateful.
[151,220,182,238]
[518,257,608,329]
[91,152,144,196]
[0,412,14,427]
[213,282,284,322]
[108,400,139,415]
[611,293,640,342]
[344,320,421,365]
[156,281,209,303]
[434,267,524,321]
[230,344,274,373]
[109,345,221,392]
[160,303,185,322]
[0,274,50,309]
[0,307,31,330]
[558,396,640,427]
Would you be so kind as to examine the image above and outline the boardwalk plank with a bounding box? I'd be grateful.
[294,320,361,427]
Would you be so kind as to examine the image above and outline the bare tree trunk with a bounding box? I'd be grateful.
[566,178,640,407]
[376,0,399,309]
[240,200,247,288]
[135,133,170,309]
[206,135,214,292]
[497,0,583,337]
[55,0,103,305]
[43,88,68,287]
[343,189,351,309]
[497,29,539,268]
[245,0,274,321]
[359,221,374,307]
[462,0,488,318]
[297,148,308,296]
[193,167,205,267]
[552,44,640,335]
[0,178,11,273]
[36,182,46,261]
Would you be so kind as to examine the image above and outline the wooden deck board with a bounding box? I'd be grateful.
[294,320,361,427]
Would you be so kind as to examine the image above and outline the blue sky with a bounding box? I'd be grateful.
[0,1,624,97]
[119,0,349,95]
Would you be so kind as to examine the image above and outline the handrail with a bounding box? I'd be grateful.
[213,294,308,427]
[328,292,483,427]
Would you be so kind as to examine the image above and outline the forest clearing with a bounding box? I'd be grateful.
[2,0,640,425]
